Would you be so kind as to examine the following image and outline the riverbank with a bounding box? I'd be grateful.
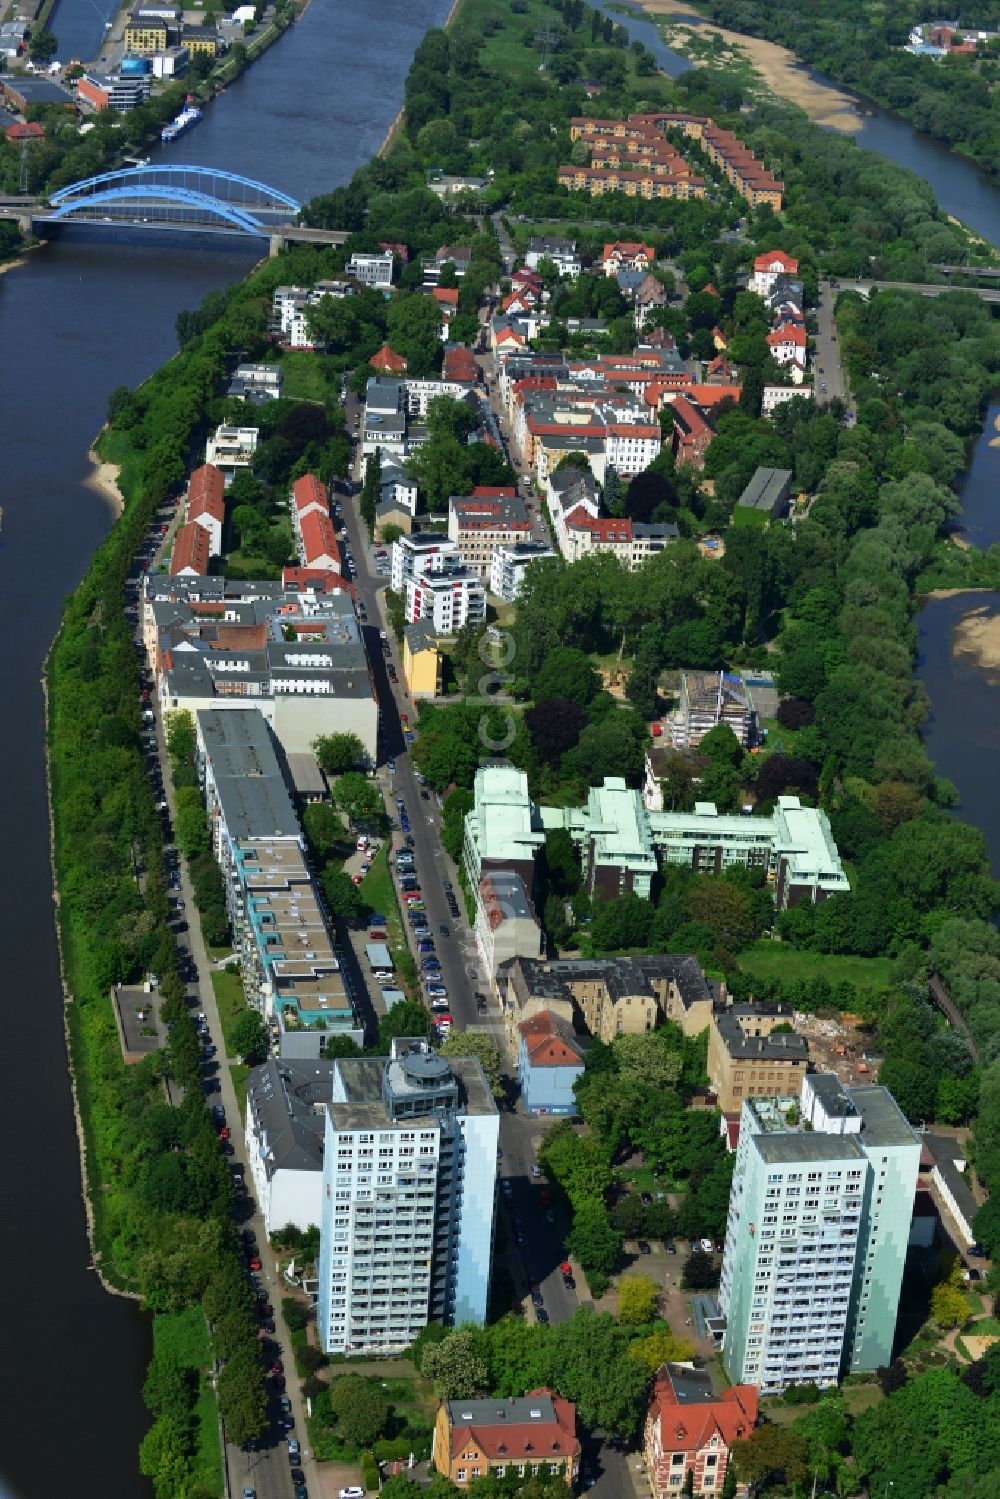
[635,0,861,130]
[951,602,1000,671]
[85,447,124,516]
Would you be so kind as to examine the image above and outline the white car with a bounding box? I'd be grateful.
[340,1489,365,1499]
[699,1238,715,1255]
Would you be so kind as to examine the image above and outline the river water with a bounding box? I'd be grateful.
[0,0,449,1493]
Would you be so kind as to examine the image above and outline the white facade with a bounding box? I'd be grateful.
[489,542,557,603]
[762,384,812,417]
[405,565,486,635]
[390,532,459,593]
[347,251,394,288]
[750,254,799,298]
[245,1121,323,1236]
[404,376,475,417]
[525,239,581,278]
[317,1043,498,1355]
[188,506,222,557]
[205,425,258,483]
[604,423,662,477]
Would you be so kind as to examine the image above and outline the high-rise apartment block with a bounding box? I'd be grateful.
[719,1075,920,1394]
[318,1040,499,1355]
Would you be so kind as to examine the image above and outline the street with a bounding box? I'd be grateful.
[815,279,848,408]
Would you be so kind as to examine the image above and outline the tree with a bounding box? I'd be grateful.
[378,1001,430,1048]
[930,1280,970,1329]
[321,867,370,925]
[544,827,581,897]
[566,1200,622,1278]
[334,772,385,828]
[612,1031,683,1088]
[329,1375,390,1448]
[629,1326,695,1375]
[732,1426,808,1490]
[421,1329,489,1399]
[29,26,58,60]
[525,697,589,764]
[230,1010,268,1064]
[439,1030,503,1096]
[361,445,381,533]
[313,732,366,775]
[534,648,599,707]
[686,877,754,953]
[303,801,344,857]
[681,1248,718,1290]
[617,1274,660,1325]
[550,1309,649,1438]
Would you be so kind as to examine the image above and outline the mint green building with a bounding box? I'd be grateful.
[718,1075,919,1395]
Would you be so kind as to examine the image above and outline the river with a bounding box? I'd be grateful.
[0,0,449,1494]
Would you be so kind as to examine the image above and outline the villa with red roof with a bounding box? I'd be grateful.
[750,249,800,297]
[434,1390,581,1489]
[670,395,715,469]
[517,1011,585,1116]
[644,1364,757,1499]
[369,343,408,374]
[766,321,807,366]
[443,344,479,384]
[602,240,655,275]
[186,463,225,555]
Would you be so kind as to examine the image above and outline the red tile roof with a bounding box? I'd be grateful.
[766,322,807,347]
[380,241,409,261]
[5,121,45,141]
[564,506,633,542]
[187,462,224,513]
[448,1390,580,1462]
[433,287,460,310]
[754,248,799,273]
[370,343,408,373]
[299,510,340,568]
[649,1367,757,1454]
[602,241,655,261]
[170,522,210,576]
[472,486,517,498]
[443,346,479,383]
[292,472,329,515]
[518,1011,584,1066]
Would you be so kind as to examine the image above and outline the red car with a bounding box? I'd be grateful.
[270,1360,284,1375]
[369,929,387,940]
[249,1256,262,1272]
[218,1125,230,1140]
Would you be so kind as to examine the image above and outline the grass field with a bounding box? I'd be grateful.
[360,846,418,999]
[731,505,770,529]
[280,351,335,403]
[211,966,251,1057]
[229,1063,251,1121]
[738,941,893,991]
[154,1308,222,1496]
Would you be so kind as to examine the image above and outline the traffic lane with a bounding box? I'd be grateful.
[588,1441,636,1499]
[501,1114,578,1324]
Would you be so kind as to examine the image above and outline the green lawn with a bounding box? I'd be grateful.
[229,1063,251,1121]
[360,846,418,1000]
[731,505,770,529]
[738,941,892,991]
[153,1308,222,1496]
[280,351,336,403]
[95,425,144,508]
[211,967,251,1057]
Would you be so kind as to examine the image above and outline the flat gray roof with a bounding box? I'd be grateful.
[331,1051,496,1130]
[755,1132,867,1165]
[715,1010,807,1062]
[445,1394,557,1426]
[848,1084,920,1148]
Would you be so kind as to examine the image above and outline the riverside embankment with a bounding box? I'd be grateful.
[0,0,451,1493]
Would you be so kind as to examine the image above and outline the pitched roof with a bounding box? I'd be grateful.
[445,1389,580,1462]
[370,343,408,373]
[299,509,340,567]
[187,462,224,508]
[443,345,479,383]
[5,121,45,141]
[602,240,655,260]
[292,472,329,515]
[766,321,807,346]
[170,521,210,576]
[518,1010,584,1066]
[649,1365,758,1453]
[433,287,460,309]
[563,506,633,543]
[754,248,798,273]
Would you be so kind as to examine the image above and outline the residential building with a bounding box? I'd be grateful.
[602,240,655,275]
[708,1005,808,1112]
[290,471,329,525]
[498,953,715,1048]
[718,1077,921,1393]
[170,520,210,577]
[379,455,419,518]
[644,1364,757,1499]
[76,71,150,111]
[735,467,792,522]
[124,12,171,51]
[317,1039,499,1354]
[405,560,486,636]
[426,173,488,199]
[182,22,218,54]
[228,363,284,404]
[443,344,480,384]
[204,424,258,484]
[424,244,473,284]
[490,541,557,603]
[548,466,600,554]
[670,395,715,469]
[184,462,225,556]
[404,375,477,417]
[525,236,581,277]
[370,343,408,375]
[766,322,807,366]
[146,579,377,758]
[462,764,547,899]
[402,623,443,699]
[665,670,753,750]
[448,491,532,579]
[750,250,800,299]
[390,531,460,593]
[245,1058,334,1234]
[474,870,544,981]
[561,508,678,569]
[346,250,394,288]
[433,1391,580,1489]
[463,766,848,910]
[195,707,362,1053]
[605,420,662,476]
[517,1011,584,1117]
[762,384,811,417]
[298,509,341,573]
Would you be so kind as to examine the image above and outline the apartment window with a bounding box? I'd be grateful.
[457,1471,466,1483]
[494,1468,505,1479]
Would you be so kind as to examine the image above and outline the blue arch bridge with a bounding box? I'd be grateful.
[47,164,302,234]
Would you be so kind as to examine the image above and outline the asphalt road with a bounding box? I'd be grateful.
[815,279,848,408]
